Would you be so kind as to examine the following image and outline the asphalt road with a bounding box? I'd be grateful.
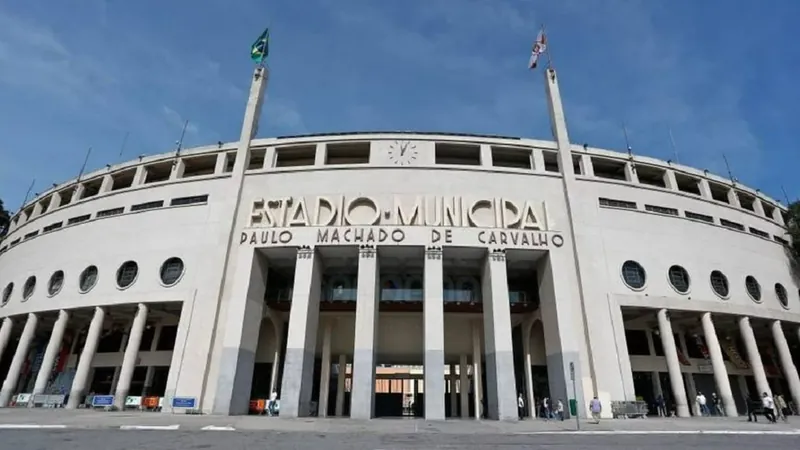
[2,431,799,450]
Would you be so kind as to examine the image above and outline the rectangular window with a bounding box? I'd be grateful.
[591,157,627,181]
[139,326,156,351]
[645,204,679,216]
[67,214,91,225]
[542,151,560,172]
[684,211,714,223]
[182,154,217,178]
[275,145,315,167]
[598,197,637,210]
[156,325,178,351]
[491,147,532,169]
[130,200,164,212]
[624,330,651,356]
[97,207,124,218]
[24,230,39,240]
[749,227,769,239]
[720,219,745,231]
[774,236,789,246]
[326,142,371,165]
[170,195,209,206]
[10,238,20,247]
[434,142,481,165]
[43,221,63,232]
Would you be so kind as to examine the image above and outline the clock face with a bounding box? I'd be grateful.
[388,140,418,165]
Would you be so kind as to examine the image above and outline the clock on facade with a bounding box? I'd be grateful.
[388,140,418,165]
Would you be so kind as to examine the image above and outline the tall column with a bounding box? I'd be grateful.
[0,313,38,406]
[335,354,347,417]
[471,321,483,420]
[449,364,457,418]
[423,246,445,420]
[280,246,323,418]
[350,245,379,420]
[738,317,771,397]
[318,320,333,417]
[212,249,268,415]
[646,330,664,399]
[32,310,69,396]
[459,355,469,419]
[771,321,800,411]
[0,318,14,362]
[66,307,105,409]
[700,313,737,416]
[522,319,535,419]
[677,332,699,416]
[656,309,690,417]
[480,250,517,420]
[114,304,148,409]
[267,317,284,397]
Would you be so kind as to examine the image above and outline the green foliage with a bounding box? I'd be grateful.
[0,198,9,238]
[789,201,800,259]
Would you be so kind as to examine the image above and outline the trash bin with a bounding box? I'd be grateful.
[569,399,577,416]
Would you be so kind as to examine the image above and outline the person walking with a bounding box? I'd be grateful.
[775,394,788,423]
[543,397,551,420]
[696,392,709,416]
[655,394,666,417]
[556,399,565,421]
[762,392,777,423]
[517,393,525,420]
[589,396,602,424]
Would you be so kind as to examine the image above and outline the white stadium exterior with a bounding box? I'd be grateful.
[0,66,798,421]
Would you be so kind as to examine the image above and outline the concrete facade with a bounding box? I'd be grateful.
[0,67,799,420]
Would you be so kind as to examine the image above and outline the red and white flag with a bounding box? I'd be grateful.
[528,29,547,69]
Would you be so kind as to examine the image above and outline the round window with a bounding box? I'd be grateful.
[668,265,690,294]
[1,283,13,306]
[745,276,761,302]
[710,270,729,298]
[160,257,185,287]
[22,276,36,301]
[48,270,65,296]
[621,261,646,290]
[79,266,99,293]
[116,261,139,289]
[775,283,789,309]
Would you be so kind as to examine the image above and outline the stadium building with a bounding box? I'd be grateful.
[0,66,798,420]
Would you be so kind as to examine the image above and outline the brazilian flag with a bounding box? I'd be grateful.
[251,27,269,63]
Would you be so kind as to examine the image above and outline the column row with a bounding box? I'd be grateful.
[272,246,518,420]
[0,304,150,408]
[655,308,800,417]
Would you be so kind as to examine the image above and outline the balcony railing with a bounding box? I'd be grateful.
[267,287,531,305]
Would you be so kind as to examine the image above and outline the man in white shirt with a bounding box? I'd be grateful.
[696,392,709,416]
[761,392,777,423]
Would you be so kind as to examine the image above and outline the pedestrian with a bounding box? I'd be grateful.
[696,392,709,416]
[543,397,551,420]
[746,396,759,422]
[711,393,724,416]
[589,396,602,424]
[556,399,565,421]
[656,394,666,417]
[775,394,788,423]
[268,390,279,416]
[761,392,777,423]
[517,393,525,420]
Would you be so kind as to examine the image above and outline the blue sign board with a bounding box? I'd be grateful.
[91,395,114,407]
[171,397,197,408]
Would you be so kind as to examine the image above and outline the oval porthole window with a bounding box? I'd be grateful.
[775,283,789,309]
[116,261,139,289]
[160,257,185,287]
[621,260,646,290]
[745,276,761,302]
[79,265,99,293]
[1,283,13,306]
[22,276,36,301]
[710,270,729,298]
[668,265,690,294]
[48,270,65,297]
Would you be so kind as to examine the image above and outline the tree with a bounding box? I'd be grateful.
[788,201,800,260]
[0,198,9,239]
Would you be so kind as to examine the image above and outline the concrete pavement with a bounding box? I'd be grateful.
[0,408,797,434]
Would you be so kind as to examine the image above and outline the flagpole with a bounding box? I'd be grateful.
[118,131,130,158]
[622,122,632,157]
[781,185,791,206]
[77,147,92,182]
[21,179,35,208]
[175,120,189,157]
[668,128,680,164]
[722,153,735,185]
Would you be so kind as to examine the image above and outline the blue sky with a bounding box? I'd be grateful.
[1,0,798,211]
